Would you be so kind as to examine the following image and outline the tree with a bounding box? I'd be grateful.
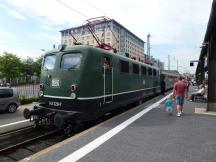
[33,55,43,76]
[0,52,22,82]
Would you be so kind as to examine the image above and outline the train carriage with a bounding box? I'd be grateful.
[24,45,163,130]
[160,70,179,90]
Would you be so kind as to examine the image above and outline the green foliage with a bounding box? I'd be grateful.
[20,96,39,105]
[0,51,43,84]
[0,52,21,81]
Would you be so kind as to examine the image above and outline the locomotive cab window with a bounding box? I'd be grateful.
[43,55,56,70]
[61,54,82,70]
[103,56,111,69]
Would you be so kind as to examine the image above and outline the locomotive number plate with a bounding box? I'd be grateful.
[51,79,60,87]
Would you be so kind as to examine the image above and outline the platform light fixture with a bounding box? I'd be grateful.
[200,42,209,48]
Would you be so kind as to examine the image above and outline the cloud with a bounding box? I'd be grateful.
[2,0,213,74]
[0,4,26,20]
[26,32,60,43]
[40,24,53,31]
[0,29,16,39]
[8,9,26,20]
[0,44,41,58]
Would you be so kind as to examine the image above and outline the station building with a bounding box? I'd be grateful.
[196,0,216,111]
[60,19,145,61]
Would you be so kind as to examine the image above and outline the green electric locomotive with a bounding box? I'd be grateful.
[24,45,162,131]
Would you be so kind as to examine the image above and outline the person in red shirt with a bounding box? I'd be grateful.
[173,76,186,117]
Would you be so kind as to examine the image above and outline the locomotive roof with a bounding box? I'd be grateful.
[44,45,159,70]
[161,70,179,77]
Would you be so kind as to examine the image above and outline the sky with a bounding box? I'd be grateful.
[0,0,213,74]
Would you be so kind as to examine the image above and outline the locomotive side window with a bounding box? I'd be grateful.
[132,64,139,74]
[61,54,82,70]
[103,56,110,69]
[153,69,157,76]
[141,66,147,75]
[43,55,56,70]
[120,60,129,73]
[148,68,152,76]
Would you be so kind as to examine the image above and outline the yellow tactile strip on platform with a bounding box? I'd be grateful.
[195,108,216,116]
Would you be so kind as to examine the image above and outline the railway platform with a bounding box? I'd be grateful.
[20,88,216,162]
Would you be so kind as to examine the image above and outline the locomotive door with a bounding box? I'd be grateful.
[103,56,113,103]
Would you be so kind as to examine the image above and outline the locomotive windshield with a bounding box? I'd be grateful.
[43,55,56,70]
[61,53,82,70]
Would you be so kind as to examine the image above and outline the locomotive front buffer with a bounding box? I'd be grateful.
[23,105,81,135]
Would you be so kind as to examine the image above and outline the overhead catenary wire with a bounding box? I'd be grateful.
[56,0,89,19]
[84,0,108,17]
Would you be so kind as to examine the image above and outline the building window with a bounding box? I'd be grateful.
[65,30,68,36]
[120,60,129,73]
[132,64,139,74]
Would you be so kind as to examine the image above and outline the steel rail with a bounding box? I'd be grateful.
[0,129,58,154]
[0,125,34,137]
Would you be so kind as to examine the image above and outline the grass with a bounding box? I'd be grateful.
[20,97,39,105]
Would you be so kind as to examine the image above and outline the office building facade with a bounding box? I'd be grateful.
[60,19,145,60]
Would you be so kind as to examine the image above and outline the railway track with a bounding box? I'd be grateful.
[0,126,34,137]
[0,125,63,161]
[0,105,133,161]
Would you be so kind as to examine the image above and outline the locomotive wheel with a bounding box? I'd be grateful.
[138,100,143,105]
[54,113,65,129]
[64,124,73,136]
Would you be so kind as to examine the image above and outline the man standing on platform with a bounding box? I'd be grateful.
[173,76,186,117]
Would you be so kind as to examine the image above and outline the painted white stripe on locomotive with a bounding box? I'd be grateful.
[59,93,171,162]
[43,86,160,100]
[43,95,74,99]
[78,86,160,100]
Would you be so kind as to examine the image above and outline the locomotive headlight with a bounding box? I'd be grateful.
[39,91,43,96]
[70,93,76,99]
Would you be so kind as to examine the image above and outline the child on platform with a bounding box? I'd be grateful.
[165,95,174,115]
